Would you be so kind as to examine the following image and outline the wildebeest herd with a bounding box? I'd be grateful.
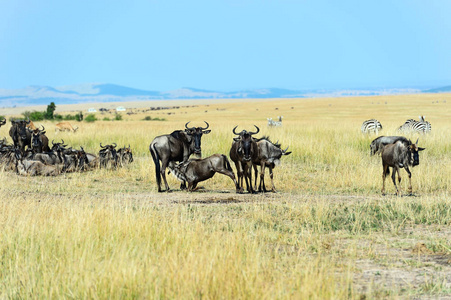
[0,117,426,196]
[0,119,133,176]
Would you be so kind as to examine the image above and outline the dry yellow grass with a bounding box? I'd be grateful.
[0,93,450,298]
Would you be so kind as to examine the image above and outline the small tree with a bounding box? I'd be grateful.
[45,102,56,120]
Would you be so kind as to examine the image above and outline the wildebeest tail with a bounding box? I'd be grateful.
[222,154,233,172]
[149,143,161,187]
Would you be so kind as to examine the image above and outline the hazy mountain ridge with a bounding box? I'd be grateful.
[0,83,439,108]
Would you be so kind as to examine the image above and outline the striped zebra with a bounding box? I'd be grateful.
[267,116,283,127]
[398,116,431,133]
[361,119,382,134]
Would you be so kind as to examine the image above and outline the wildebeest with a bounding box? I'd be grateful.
[252,137,292,192]
[9,120,31,154]
[15,150,63,176]
[370,136,410,156]
[55,122,79,133]
[117,145,133,167]
[229,125,259,193]
[168,154,239,192]
[361,119,382,134]
[381,138,425,196]
[31,125,50,153]
[0,118,6,128]
[149,121,211,192]
[99,143,118,169]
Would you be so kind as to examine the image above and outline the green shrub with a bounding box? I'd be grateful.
[84,114,97,123]
[53,114,63,121]
[143,116,152,121]
[23,111,45,121]
[103,117,111,121]
[114,113,122,121]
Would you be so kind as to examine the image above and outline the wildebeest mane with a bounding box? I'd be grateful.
[170,130,185,140]
[256,136,281,148]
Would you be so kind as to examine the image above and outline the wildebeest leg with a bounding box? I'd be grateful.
[253,164,258,191]
[381,164,389,195]
[259,162,268,192]
[160,160,171,192]
[216,168,239,191]
[268,166,276,192]
[234,162,244,193]
[404,165,412,194]
[391,166,400,196]
[244,163,256,194]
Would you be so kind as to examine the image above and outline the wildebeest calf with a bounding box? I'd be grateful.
[168,154,239,192]
[370,136,409,156]
[381,139,425,196]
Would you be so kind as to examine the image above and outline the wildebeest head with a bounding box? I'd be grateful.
[233,125,260,161]
[119,145,134,164]
[408,138,425,166]
[31,125,46,151]
[184,121,211,156]
[51,139,67,151]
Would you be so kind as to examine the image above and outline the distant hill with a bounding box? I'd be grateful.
[423,85,451,93]
[0,83,424,108]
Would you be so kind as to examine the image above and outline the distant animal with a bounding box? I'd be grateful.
[398,116,431,133]
[149,121,211,192]
[267,116,283,127]
[369,136,410,156]
[229,125,260,193]
[361,119,382,134]
[31,125,50,153]
[381,138,425,196]
[168,154,239,192]
[9,120,32,154]
[0,118,6,128]
[252,137,292,192]
[55,122,79,133]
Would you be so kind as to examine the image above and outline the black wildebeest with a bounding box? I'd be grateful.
[31,125,50,153]
[149,121,211,192]
[252,137,292,192]
[229,125,259,193]
[381,138,425,196]
[370,136,410,156]
[168,154,239,192]
[15,150,63,176]
[117,145,133,167]
[9,120,31,154]
[99,143,118,169]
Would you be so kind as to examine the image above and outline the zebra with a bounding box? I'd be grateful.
[361,119,382,134]
[398,116,431,133]
[267,116,283,127]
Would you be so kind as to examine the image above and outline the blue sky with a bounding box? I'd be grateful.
[1,0,450,91]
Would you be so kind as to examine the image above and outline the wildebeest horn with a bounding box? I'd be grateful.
[100,143,106,148]
[200,121,209,130]
[232,126,240,135]
[415,138,419,145]
[185,121,195,130]
[40,125,45,131]
[249,125,260,135]
[112,143,117,148]
[284,146,289,152]
[52,139,55,145]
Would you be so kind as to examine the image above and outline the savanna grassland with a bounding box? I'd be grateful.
[0,94,450,299]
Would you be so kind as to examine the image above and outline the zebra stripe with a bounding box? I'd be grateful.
[398,117,431,133]
[361,119,382,133]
